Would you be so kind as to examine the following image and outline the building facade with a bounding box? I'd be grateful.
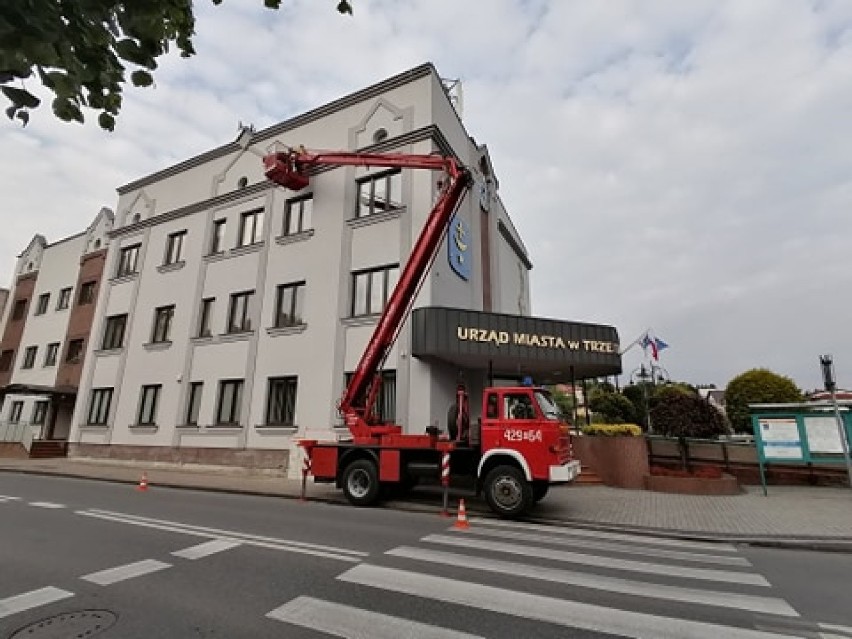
[0,209,113,446]
[65,65,536,472]
[67,64,621,474]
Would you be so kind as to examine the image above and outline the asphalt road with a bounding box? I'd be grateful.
[1,473,850,639]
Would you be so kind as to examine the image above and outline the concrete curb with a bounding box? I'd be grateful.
[4,466,852,552]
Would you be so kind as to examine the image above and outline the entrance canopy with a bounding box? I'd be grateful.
[0,383,76,402]
[411,307,621,381]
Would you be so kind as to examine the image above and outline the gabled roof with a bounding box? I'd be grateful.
[17,234,47,259]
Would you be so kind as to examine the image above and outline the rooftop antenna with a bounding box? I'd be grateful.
[441,78,464,119]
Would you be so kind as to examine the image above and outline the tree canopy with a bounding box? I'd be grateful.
[0,0,352,130]
[725,368,802,433]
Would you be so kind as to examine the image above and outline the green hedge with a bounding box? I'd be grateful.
[581,423,642,437]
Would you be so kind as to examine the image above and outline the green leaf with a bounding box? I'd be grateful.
[44,71,75,97]
[52,97,84,123]
[5,104,17,120]
[1,86,40,108]
[337,0,353,14]
[98,112,115,131]
[16,110,29,126]
[130,70,153,87]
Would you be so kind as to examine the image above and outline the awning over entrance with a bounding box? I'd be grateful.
[411,307,621,380]
[0,383,77,402]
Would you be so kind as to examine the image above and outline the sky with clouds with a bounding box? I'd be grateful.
[1,0,850,391]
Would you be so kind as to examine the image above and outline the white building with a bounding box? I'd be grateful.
[68,64,619,474]
[0,209,113,452]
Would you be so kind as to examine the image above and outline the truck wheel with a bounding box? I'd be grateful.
[532,481,549,503]
[342,459,380,507]
[483,465,532,518]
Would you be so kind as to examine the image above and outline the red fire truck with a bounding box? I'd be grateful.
[263,147,580,518]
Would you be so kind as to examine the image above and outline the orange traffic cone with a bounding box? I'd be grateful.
[454,498,470,530]
[136,471,149,492]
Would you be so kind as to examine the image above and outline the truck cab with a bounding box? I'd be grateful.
[475,386,581,516]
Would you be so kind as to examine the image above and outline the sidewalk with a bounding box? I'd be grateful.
[2,457,851,550]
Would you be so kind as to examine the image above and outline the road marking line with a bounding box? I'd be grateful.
[267,595,485,639]
[467,518,740,553]
[339,564,795,639]
[820,623,852,636]
[0,495,21,501]
[81,559,171,586]
[0,586,74,619]
[172,539,242,560]
[76,509,365,563]
[421,534,769,586]
[453,526,751,566]
[28,501,65,509]
[387,546,798,617]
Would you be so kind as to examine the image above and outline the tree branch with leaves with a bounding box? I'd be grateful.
[0,0,352,130]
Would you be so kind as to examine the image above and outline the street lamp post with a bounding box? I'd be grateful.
[820,355,852,489]
[633,364,652,433]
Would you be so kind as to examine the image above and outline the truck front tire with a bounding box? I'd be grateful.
[342,459,380,507]
[483,465,533,518]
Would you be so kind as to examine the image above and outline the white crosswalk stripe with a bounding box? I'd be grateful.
[456,524,752,566]
[267,596,485,639]
[421,533,768,585]
[468,517,741,553]
[386,546,797,617]
[338,564,795,639]
[266,517,808,639]
[819,623,852,638]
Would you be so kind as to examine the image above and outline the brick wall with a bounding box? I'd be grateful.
[573,435,650,489]
[56,249,106,389]
[0,273,37,387]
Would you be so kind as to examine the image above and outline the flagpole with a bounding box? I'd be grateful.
[619,328,652,356]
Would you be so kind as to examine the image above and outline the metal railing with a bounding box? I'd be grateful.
[646,435,758,473]
[0,420,43,452]
[646,435,848,485]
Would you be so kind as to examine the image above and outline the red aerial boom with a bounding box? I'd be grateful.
[263,147,472,443]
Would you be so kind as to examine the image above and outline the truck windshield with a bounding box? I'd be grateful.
[534,390,562,421]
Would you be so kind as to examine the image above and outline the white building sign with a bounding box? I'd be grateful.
[758,418,803,460]
[803,416,845,454]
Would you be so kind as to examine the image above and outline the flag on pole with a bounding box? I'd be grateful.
[640,332,669,361]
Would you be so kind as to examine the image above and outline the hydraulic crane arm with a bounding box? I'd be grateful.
[263,147,472,441]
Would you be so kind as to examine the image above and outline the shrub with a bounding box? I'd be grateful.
[649,389,727,439]
[581,423,642,437]
[725,368,803,433]
[588,391,637,424]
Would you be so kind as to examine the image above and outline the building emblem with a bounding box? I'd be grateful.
[448,214,472,281]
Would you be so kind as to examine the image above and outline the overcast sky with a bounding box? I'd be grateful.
[1,0,849,391]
